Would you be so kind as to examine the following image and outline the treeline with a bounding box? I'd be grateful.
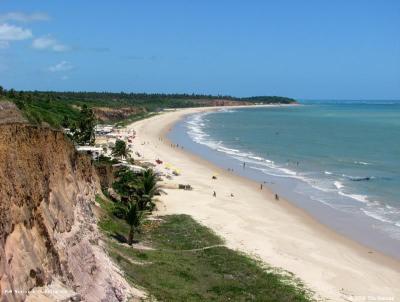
[0,85,296,128]
[50,91,297,104]
[1,87,296,107]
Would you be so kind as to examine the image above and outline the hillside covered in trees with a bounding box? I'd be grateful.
[0,86,297,128]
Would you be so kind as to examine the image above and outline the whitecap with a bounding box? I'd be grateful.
[334,181,344,189]
[361,209,393,224]
[354,161,371,165]
[338,191,369,203]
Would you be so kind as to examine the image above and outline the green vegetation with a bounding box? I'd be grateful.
[110,167,160,243]
[135,169,160,212]
[112,139,130,159]
[1,89,80,128]
[0,85,297,129]
[97,194,313,302]
[96,160,313,301]
[115,202,144,245]
[114,112,158,127]
[69,104,96,145]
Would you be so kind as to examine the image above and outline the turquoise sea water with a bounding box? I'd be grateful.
[170,100,400,257]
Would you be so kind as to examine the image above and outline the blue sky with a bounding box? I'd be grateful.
[0,0,399,99]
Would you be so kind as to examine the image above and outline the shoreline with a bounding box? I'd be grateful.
[168,105,400,261]
[126,106,400,302]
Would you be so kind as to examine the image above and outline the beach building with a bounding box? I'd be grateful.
[95,125,114,135]
[112,162,145,173]
[76,146,104,160]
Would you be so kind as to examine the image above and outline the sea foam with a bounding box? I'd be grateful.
[184,109,400,236]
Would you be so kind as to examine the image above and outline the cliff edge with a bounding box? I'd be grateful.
[0,124,142,302]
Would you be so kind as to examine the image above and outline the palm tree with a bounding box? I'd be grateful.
[137,169,160,211]
[111,168,159,244]
[112,139,129,159]
[114,201,143,245]
[113,168,138,200]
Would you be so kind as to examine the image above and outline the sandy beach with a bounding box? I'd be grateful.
[126,106,400,302]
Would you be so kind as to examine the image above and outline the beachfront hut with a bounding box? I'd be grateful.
[112,163,145,174]
[76,146,103,160]
[95,125,114,135]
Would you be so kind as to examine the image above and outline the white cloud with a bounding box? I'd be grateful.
[0,12,49,23]
[48,61,74,72]
[32,36,69,52]
[0,23,32,41]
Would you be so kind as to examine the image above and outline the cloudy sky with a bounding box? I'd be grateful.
[0,0,399,99]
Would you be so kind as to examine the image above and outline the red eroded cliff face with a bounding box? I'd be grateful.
[92,107,146,122]
[0,124,139,302]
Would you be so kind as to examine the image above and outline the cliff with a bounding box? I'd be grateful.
[0,124,141,301]
[92,107,146,123]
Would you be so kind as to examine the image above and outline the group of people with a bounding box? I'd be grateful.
[170,143,184,149]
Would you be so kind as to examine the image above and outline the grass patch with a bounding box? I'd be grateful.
[96,195,131,237]
[97,195,314,301]
[149,214,223,250]
[21,99,80,128]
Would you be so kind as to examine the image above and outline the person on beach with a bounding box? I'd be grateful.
[243,162,246,169]
[275,193,279,201]
[260,184,263,190]
[213,191,216,197]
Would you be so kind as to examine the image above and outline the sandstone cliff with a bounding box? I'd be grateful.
[92,107,146,123]
[0,124,142,302]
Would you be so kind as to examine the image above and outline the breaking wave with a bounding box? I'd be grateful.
[185,111,400,232]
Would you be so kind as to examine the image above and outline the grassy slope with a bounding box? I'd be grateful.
[97,196,314,302]
[21,98,80,127]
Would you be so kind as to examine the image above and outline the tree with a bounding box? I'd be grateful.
[7,89,16,99]
[136,169,160,211]
[112,139,129,159]
[61,115,70,128]
[72,105,96,145]
[112,167,160,211]
[114,201,143,245]
[0,85,4,96]
[112,168,138,200]
[111,167,160,244]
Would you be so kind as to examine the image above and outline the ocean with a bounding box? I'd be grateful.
[168,100,400,259]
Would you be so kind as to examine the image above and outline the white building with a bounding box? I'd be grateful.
[76,146,104,160]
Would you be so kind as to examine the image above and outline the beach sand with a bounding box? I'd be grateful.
[126,106,400,302]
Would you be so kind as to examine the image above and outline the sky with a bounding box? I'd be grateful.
[0,0,399,100]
